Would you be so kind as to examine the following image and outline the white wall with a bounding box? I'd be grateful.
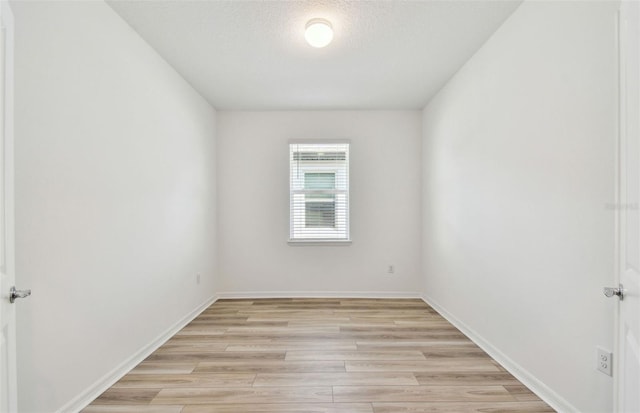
[217,111,421,296]
[12,1,217,411]
[421,1,617,412]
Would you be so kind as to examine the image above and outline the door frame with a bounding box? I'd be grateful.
[0,0,16,411]
[613,1,640,411]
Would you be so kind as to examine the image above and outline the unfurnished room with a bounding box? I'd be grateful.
[0,0,638,412]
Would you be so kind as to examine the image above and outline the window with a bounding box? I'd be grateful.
[304,173,336,228]
[289,142,350,242]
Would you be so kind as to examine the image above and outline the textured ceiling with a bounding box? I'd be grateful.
[107,0,522,110]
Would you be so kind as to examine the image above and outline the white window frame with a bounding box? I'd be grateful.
[289,141,351,245]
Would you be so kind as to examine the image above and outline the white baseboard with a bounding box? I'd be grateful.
[421,294,577,413]
[216,291,422,299]
[57,295,217,413]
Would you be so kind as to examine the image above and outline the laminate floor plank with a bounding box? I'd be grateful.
[333,311,435,317]
[174,329,227,336]
[253,372,419,386]
[154,343,228,353]
[285,350,427,361]
[340,333,470,340]
[247,317,351,323]
[356,345,484,353]
[189,320,288,327]
[333,385,515,403]
[238,309,337,315]
[81,406,183,413]
[113,373,256,388]
[202,334,345,341]
[127,362,197,375]
[414,372,521,386]
[420,348,491,359]
[356,340,476,348]
[226,343,358,352]
[194,360,347,373]
[393,320,454,326]
[291,321,397,328]
[504,384,542,401]
[85,299,554,412]
[181,403,374,413]
[340,326,461,333]
[167,335,277,343]
[225,326,341,334]
[150,386,333,404]
[145,351,285,362]
[345,360,502,372]
[372,401,556,412]
[90,389,160,405]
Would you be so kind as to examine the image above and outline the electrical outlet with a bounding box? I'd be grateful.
[196,274,201,284]
[597,347,612,376]
[387,265,395,274]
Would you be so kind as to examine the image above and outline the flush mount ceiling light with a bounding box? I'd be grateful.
[305,18,333,48]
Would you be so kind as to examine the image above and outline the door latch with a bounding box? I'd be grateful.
[9,286,31,303]
[603,284,624,301]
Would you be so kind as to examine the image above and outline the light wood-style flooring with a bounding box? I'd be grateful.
[84,298,554,412]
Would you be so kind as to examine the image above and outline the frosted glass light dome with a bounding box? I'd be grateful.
[305,19,333,48]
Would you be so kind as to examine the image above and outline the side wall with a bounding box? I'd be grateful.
[217,111,422,296]
[421,1,618,412]
[13,2,218,411]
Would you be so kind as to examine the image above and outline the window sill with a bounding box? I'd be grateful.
[288,239,352,246]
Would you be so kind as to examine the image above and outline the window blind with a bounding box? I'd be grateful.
[289,142,350,241]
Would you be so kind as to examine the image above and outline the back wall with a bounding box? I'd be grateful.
[216,111,422,296]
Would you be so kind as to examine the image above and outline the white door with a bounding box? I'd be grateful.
[615,1,640,412]
[0,1,17,411]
